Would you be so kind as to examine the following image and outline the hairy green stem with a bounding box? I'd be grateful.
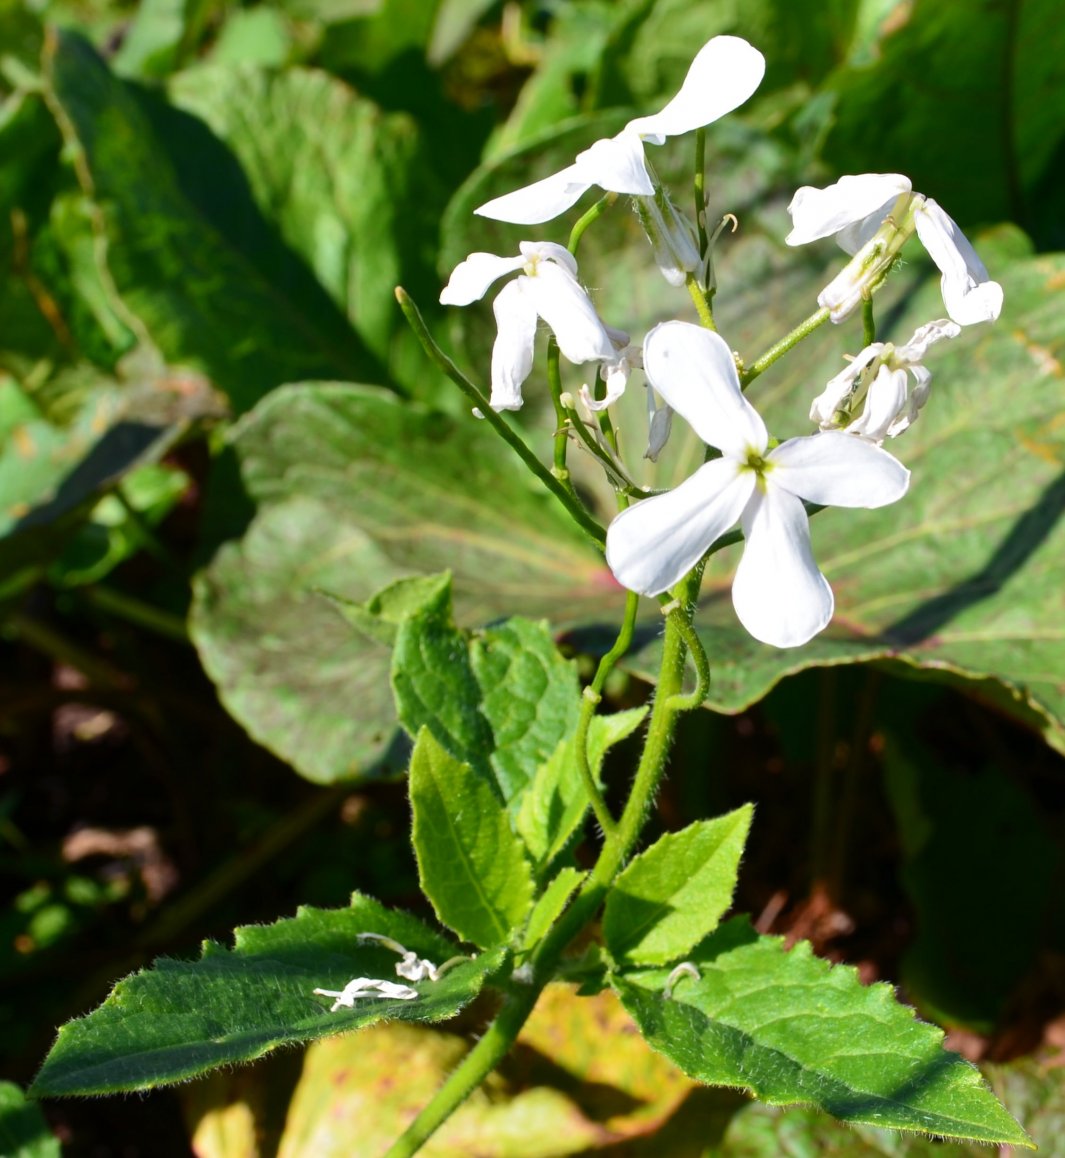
[740,306,831,388]
[396,288,605,547]
[686,272,717,331]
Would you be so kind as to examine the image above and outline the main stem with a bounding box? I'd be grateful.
[383,579,698,1157]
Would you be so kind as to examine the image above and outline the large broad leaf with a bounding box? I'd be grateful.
[31,892,503,1096]
[164,65,442,384]
[190,383,620,783]
[603,807,753,967]
[823,0,1065,237]
[410,728,535,950]
[613,918,1030,1146]
[41,29,385,413]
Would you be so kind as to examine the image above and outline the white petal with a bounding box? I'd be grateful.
[732,486,833,648]
[580,356,630,411]
[809,344,883,427]
[642,321,766,458]
[573,130,653,195]
[474,164,592,224]
[913,199,1003,325]
[489,280,537,411]
[645,397,673,461]
[768,430,910,508]
[786,173,912,246]
[898,318,960,362]
[440,251,525,305]
[521,263,616,364]
[626,36,766,139]
[519,240,578,277]
[606,459,754,596]
[846,365,908,443]
[835,202,898,255]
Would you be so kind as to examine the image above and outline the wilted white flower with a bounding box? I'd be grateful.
[474,36,765,225]
[605,322,910,648]
[811,319,960,443]
[786,173,1003,326]
[312,977,418,1011]
[440,242,619,411]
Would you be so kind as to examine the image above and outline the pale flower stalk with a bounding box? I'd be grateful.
[786,173,1003,326]
[811,319,960,443]
[440,242,621,412]
[474,36,765,225]
[605,322,910,648]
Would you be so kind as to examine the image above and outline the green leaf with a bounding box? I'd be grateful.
[190,383,616,784]
[42,30,385,413]
[32,892,502,1096]
[112,0,215,78]
[165,65,441,380]
[522,867,585,953]
[613,918,1031,1147]
[516,707,648,871]
[0,1081,60,1158]
[603,807,753,967]
[410,728,535,949]
[322,572,453,648]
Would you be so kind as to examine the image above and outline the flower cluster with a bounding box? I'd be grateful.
[438,36,1002,649]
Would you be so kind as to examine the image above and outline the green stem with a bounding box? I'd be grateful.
[396,288,605,547]
[664,608,710,712]
[568,192,616,255]
[694,127,708,256]
[685,272,717,331]
[545,338,573,486]
[85,586,189,643]
[862,295,876,346]
[385,580,700,1156]
[740,306,831,388]
[571,590,640,837]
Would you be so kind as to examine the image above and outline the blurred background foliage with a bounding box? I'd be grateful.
[1,0,1065,1153]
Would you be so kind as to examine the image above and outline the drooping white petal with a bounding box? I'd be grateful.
[572,130,654,195]
[846,365,909,443]
[474,164,592,224]
[606,458,754,596]
[440,251,527,305]
[732,486,834,648]
[913,199,1003,325]
[768,430,910,507]
[898,318,960,362]
[835,203,898,255]
[519,240,579,277]
[786,173,912,246]
[489,280,538,411]
[642,322,766,459]
[521,262,616,364]
[645,394,673,461]
[626,35,766,140]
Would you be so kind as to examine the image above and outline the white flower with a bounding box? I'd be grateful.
[473,36,765,225]
[811,318,960,443]
[786,173,1003,326]
[312,977,418,1011]
[440,242,618,411]
[605,322,910,648]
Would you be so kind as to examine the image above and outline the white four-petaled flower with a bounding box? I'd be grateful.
[811,318,960,443]
[473,36,766,225]
[786,173,1003,327]
[605,322,911,648]
[440,241,620,412]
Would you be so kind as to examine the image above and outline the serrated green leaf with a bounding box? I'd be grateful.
[522,867,585,954]
[32,893,501,1096]
[516,706,648,870]
[0,1081,60,1158]
[410,728,535,949]
[613,918,1031,1147]
[42,30,384,413]
[603,807,753,967]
